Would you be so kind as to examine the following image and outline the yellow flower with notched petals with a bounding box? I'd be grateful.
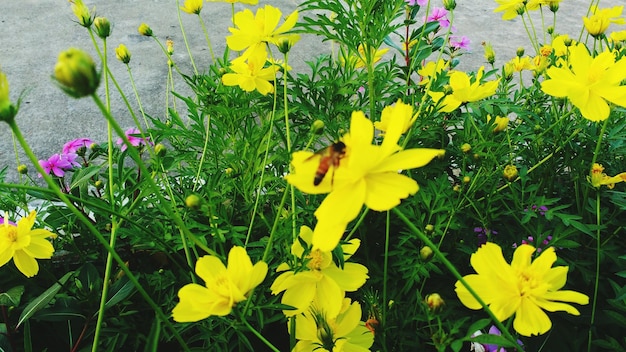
[610,30,626,43]
[374,100,416,135]
[286,104,444,251]
[455,242,589,337]
[226,5,298,56]
[583,6,625,38]
[207,0,258,4]
[418,59,448,86]
[180,0,203,15]
[588,163,626,189]
[494,0,526,21]
[172,246,267,322]
[0,211,57,278]
[222,49,278,95]
[270,226,368,318]
[541,43,626,122]
[429,67,500,113]
[292,298,374,352]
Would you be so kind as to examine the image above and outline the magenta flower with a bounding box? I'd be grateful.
[62,138,94,154]
[483,326,524,352]
[406,0,428,6]
[0,215,16,226]
[116,128,150,151]
[426,7,451,28]
[450,35,470,50]
[39,153,75,177]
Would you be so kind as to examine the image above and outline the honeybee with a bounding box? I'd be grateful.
[308,141,347,186]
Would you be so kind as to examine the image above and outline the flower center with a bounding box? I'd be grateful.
[3,226,18,242]
[518,271,538,297]
[307,249,324,271]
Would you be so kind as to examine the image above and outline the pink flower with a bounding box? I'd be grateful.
[116,128,150,151]
[406,0,428,6]
[426,7,451,28]
[0,215,16,226]
[39,153,76,177]
[62,138,94,154]
[450,35,470,50]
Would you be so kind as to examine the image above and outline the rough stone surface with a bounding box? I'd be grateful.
[0,1,608,182]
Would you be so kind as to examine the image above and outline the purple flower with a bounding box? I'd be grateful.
[426,7,451,28]
[483,326,523,352]
[406,0,428,6]
[39,153,80,177]
[116,128,150,152]
[62,138,94,154]
[0,215,16,226]
[450,35,470,50]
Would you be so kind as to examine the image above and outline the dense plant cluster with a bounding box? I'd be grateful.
[1,0,626,351]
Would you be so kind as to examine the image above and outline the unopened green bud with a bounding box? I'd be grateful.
[548,1,559,13]
[17,164,28,174]
[420,246,434,261]
[0,70,15,123]
[482,41,495,65]
[94,17,111,39]
[95,180,104,190]
[115,44,131,64]
[461,143,471,153]
[277,35,300,54]
[425,224,434,232]
[443,0,456,11]
[54,48,100,98]
[185,194,201,209]
[311,119,325,134]
[154,143,167,157]
[516,47,525,57]
[546,26,555,35]
[138,23,153,37]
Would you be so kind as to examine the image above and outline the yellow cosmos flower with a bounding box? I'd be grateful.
[373,100,416,135]
[180,0,203,15]
[583,6,625,38]
[226,5,298,56]
[286,104,444,251]
[488,114,509,133]
[550,34,571,57]
[68,0,93,27]
[610,29,626,43]
[508,56,534,72]
[418,59,448,86]
[222,49,278,95]
[0,211,57,278]
[588,163,626,189]
[494,0,526,21]
[340,44,389,69]
[292,298,374,352]
[455,242,589,337]
[541,43,626,122]
[171,246,268,322]
[207,0,258,4]
[429,67,500,113]
[270,226,368,317]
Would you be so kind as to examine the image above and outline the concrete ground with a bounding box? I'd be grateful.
[0,0,606,182]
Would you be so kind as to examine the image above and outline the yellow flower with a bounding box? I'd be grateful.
[180,0,203,15]
[508,56,534,72]
[270,226,368,317]
[222,49,278,95]
[207,0,258,4]
[0,211,57,278]
[588,163,626,189]
[583,6,625,38]
[115,44,131,64]
[503,164,518,180]
[461,143,471,153]
[425,293,445,311]
[610,30,626,43]
[286,104,444,251]
[340,44,389,69]
[494,0,526,21]
[0,69,10,119]
[550,34,571,57]
[292,298,374,352]
[373,100,416,135]
[541,43,626,122]
[483,41,496,65]
[53,48,100,98]
[455,242,589,337]
[68,0,93,28]
[429,67,500,113]
[226,5,298,56]
[138,23,153,37]
[172,246,268,322]
[488,114,509,133]
[417,59,448,86]
[532,55,550,75]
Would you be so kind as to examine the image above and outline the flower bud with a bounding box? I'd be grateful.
[115,44,131,64]
[138,23,153,37]
[180,0,203,15]
[482,41,495,65]
[70,0,93,28]
[546,25,555,35]
[453,184,461,192]
[17,164,28,174]
[503,164,518,181]
[311,119,325,134]
[277,35,300,54]
[516,47,525,57]
[425,224,434,232]
[95,180,104,190]
[154,143,167,157]
[420,246,434,261]
[94,17,111,39]
[166,39,174,55]
[185,194,202,209]
[53,48,100,98]
[425,293,445,311]
[463,176,470,184]
[0,70,15,123]
[461,143,471,153]
[443,0,456,11]
[548,1,559,13]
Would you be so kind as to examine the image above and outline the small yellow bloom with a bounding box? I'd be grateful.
[508,56,534,72]
[270,226,368,317]
[488,115,509,133]
[418,59,448,86]
[222,49,278,95]
[429,67,500,113]
[138,23,153,37]
[420,246,434,261]
[115,44,131,64]
[494,0,526,21]
[172,246,268,322]
[461,143,472,153]
[180,0,203,15]
[53,48,100,98]
[539,44,552,57]
[68,0,93,28]
[532,55,550,75]
[0,211,57,277]
[503,164,518,181]
[583,6,625,38]
[0,69,10,119]
[455,242,589,336]
[550,34,571,57]
[610,30,626,43]
[373,100,416,135]
[589,163,626,189]
[340,44,389,69]
[541,43,626,122]
[425,293,445,311]
[207,0,258,4]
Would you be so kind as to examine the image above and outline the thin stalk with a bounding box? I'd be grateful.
[587,191,601,352]
[198,14,216,63]
[238,311,280,352]
[381,211,390,352]
[176,0,198,75]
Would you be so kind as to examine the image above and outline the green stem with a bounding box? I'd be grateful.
[176,0,199,76]
[588,191,601,352]
[238,311,280,352]
[381,211,390,352]
[391,207,519,346]
[6,119,190,351]
[198,13,216,63]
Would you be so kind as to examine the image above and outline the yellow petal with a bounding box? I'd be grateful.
[363,172,418,211]
[13,250,39,277]
[323,262,368,292]
[172,284,214,322]
[513,298,552,336]
[370,148,443,173]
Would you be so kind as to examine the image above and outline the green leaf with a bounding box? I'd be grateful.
[69,164,104,190]
[104,276,136,310]
[17,271,73,328]
[465,318,491,338]
[0,286,24,307]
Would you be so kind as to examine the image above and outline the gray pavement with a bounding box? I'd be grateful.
[0,0,608,182]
